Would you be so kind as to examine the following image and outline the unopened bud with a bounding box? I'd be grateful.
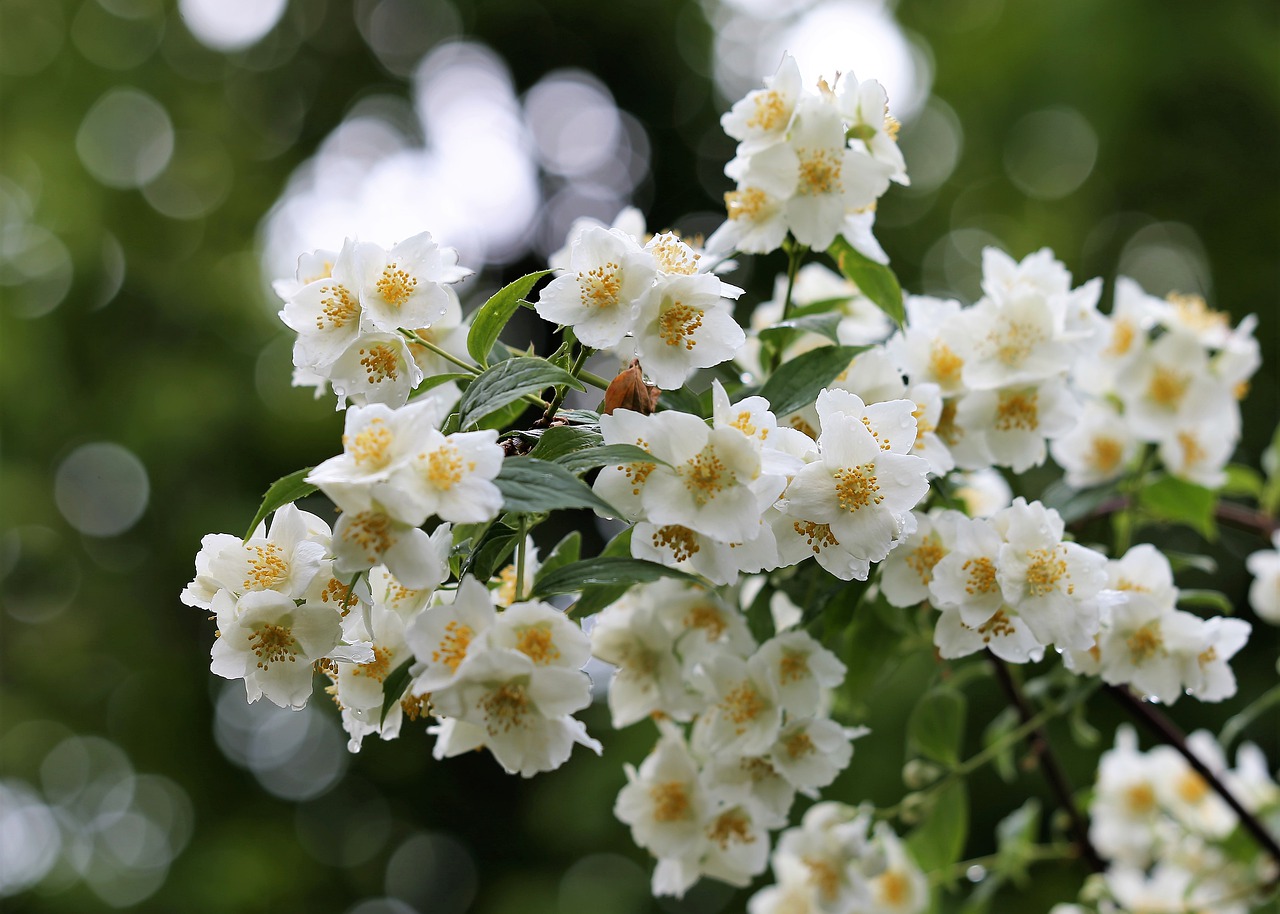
[902,759,942,789]
[603,359,660,415]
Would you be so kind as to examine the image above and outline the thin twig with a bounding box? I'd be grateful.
[990,656,1105,873]
[1105,683,1280,870]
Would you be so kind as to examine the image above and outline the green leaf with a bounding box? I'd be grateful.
[458,357,582,429]
[654,384,705,417]
[982,706,1021,783]
[467,270,552,366]
[838,594,907,701]
[527,425,604,462]
[757,344,866,419]
[244,468,317,541]
[562,528,636,617]
[1164,551,1218,575]
[556,444,669,473]
[1220,683,1280,749]
[1137,474,1218,540]
[908,687,968,766]
[379,657,414,725]
[534,531,581,583]
[469,531,518,584]
[1219,463,1264,499]
[476,397,534,432]
[412,372,471,396]
[493,457,618,515]
[758,311,844,347]
[1039,479,1118,525]
[906,780,969,872]
[995,799,1042,884]
[827,235,905,327]
[532,556,699,598]
[1177,589,1235,614]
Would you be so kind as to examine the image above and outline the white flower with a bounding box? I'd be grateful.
[404,575,497,693]
[1115,331,1222,440]
[885,295,968,396]
[209,589,342,709]
[430,647,599,777]
[485,600,591,671]
[1245,531,1280,624]
[333,604,412,752]
[836,73,908,185]
[279,239,364,372]
[721,52,803,153]
[755,630,846,717]
[1049,398,1139,489]
[353,232,472,333]
[1089,726,1163,866]
[394,428,504,524]
[1155,386,1239,489]
[591,598,696,727]
[632,272,746,389]
[864,824,928,914]
[880,511,956,608]
[1182,616,1250,702]
[779,389,930,568]
[332,508,449,588]
[633,520,779,586]
[1149,734,1236,838]
[615,729,709,863]
[950,291,1074,391]
[951,469,1012,518]
[535,226,656,349]
[705,182,789,257]
[692,653,783,757]
[768,718,863,791]
[328,331,424,410]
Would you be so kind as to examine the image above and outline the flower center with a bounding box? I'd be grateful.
[359,344,400,383]
[706,809,755,849]
[249,622,298,670]
[796,148,842,195]
[244,543,289,591]
[928,340,964,385]
[722,681,766,729]
[376,263,417,307]
[515,626,560,665]
[963,557,999,595]
[355,645,393,682]
[747,90,787,131]
[650,781,691,822]
[347,418,393,468]
[1126,623,1164,664]
[994,390,1039,432]
[1146,366,1189,408]
[653,525,701,563]
[907,537,945,585]
[833,464,882,512]
[681,446,727,504]
[318,283,360,329]
[432,620,473,673]
[1024,546,1071,597]
[659,301,703,350]
[480,682,530,734]
[725,187,769,221]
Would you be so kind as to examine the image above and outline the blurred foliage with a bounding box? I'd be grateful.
[0,0,1276,911]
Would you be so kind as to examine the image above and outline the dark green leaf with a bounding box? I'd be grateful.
[494,457,618,515]
[827,235,905,327]
[1219,464,1264,499]
[563,528,637,617]
[908,687,968,766]
[476,397,533,432]
[458,357,582,429]
[1177,589,1235,615]
[556,444,669,473]
[758,311,844,347]
[1040,479,1118,526]
[379,657,414,725]
[1164,551,1218,575]
[757,344,866,419]
[838,594,908,701]
[412,372,471,396]
[995,799,1042,884]
[654,384,705,417]
[534,531,581,583]
[906,779,968,872]
[470,532,518,584]
[527,425,604,462]
[467,270,552,366]
[532,556,700,598]
[1137,474,1218,540]
[244,468,317,541]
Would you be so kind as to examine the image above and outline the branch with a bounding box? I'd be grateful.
[1069,495,1277,539]
[990,656,1105,873]
[1105,683,1280,870]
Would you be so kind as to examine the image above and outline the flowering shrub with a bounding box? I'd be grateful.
[185,54,1280,912]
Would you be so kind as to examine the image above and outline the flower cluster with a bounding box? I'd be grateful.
[706,53,906,257]
[1054,727,1279,914]
[536,218,745,389]
[748,803,927,914]
[1246,531,1280,625]
[277,232,472,408]
[600,580,863,896]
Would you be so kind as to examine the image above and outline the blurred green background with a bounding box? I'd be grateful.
[1,0,1277,911]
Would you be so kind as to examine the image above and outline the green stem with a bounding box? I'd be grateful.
[767,239,808,372]
[926,843,1074,886]
[578,368,611,391]
[514,516,528,603]
[540,344,593,424]
[399,330,481,375]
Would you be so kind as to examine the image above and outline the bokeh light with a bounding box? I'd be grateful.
[177,0,288,53]
[1003,106,1098,200]
[54,442,150,537]
[75,88,174,190]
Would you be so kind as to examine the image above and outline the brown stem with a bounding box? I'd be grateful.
[1068,495,1276,539]
[989,655,1106,873]
[1105,683,1280,869]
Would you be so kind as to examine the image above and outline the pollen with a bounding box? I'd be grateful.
[1089,436,1125,474]
[1146,366,1189,408]
[244,542,289,591]
[400,691,431,721]
[861,416,892,451]
[1166,292,1229,335]
[725,187,768,225]
[1105,317,1136,357]
[496,564,519,606]
[248,622,298,669]
[623,457,657,496]
[649,233,700,274]
[658,301,703,350]
[877,871,911,907]
[731,410,761,439]
[682,445,730,505]
[359,344,400,384]
[994,390,1039,432]
[789,417,817,439]
[883,114,901,141]
[1126,623,1164,664]
[963,556,998,595]
[833,463,882,512]
[976,609,1016,643]
[1124,782,1157,814]
[722,681,766,729]
[1024,546,1069,597]
[317,283,360,330]
[376,262,417,307]
[432,620,473,673]
[907,536,945,585]
[654,525,701,563]
[1175,770,1210,805]
[650,781,691,822]
[804,858,841,902]
[1177,431,1206,468]
[578,263,622,309]
[987,319,1044,367]
[783,729,815,759]
[746,90,788,131]
[796,148,843,196]
[343,512,393,564]
[928,340,964,386]
[345,418,394,468]
[793,521,839,554]
[515,625,561,665]
[1197,646,1218,668]
[684,602,726,639]
[706,809,755,849]
[354,645,393,682]
[480,682,530,734]
[778,649,809,684]
[424,442,465,489]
